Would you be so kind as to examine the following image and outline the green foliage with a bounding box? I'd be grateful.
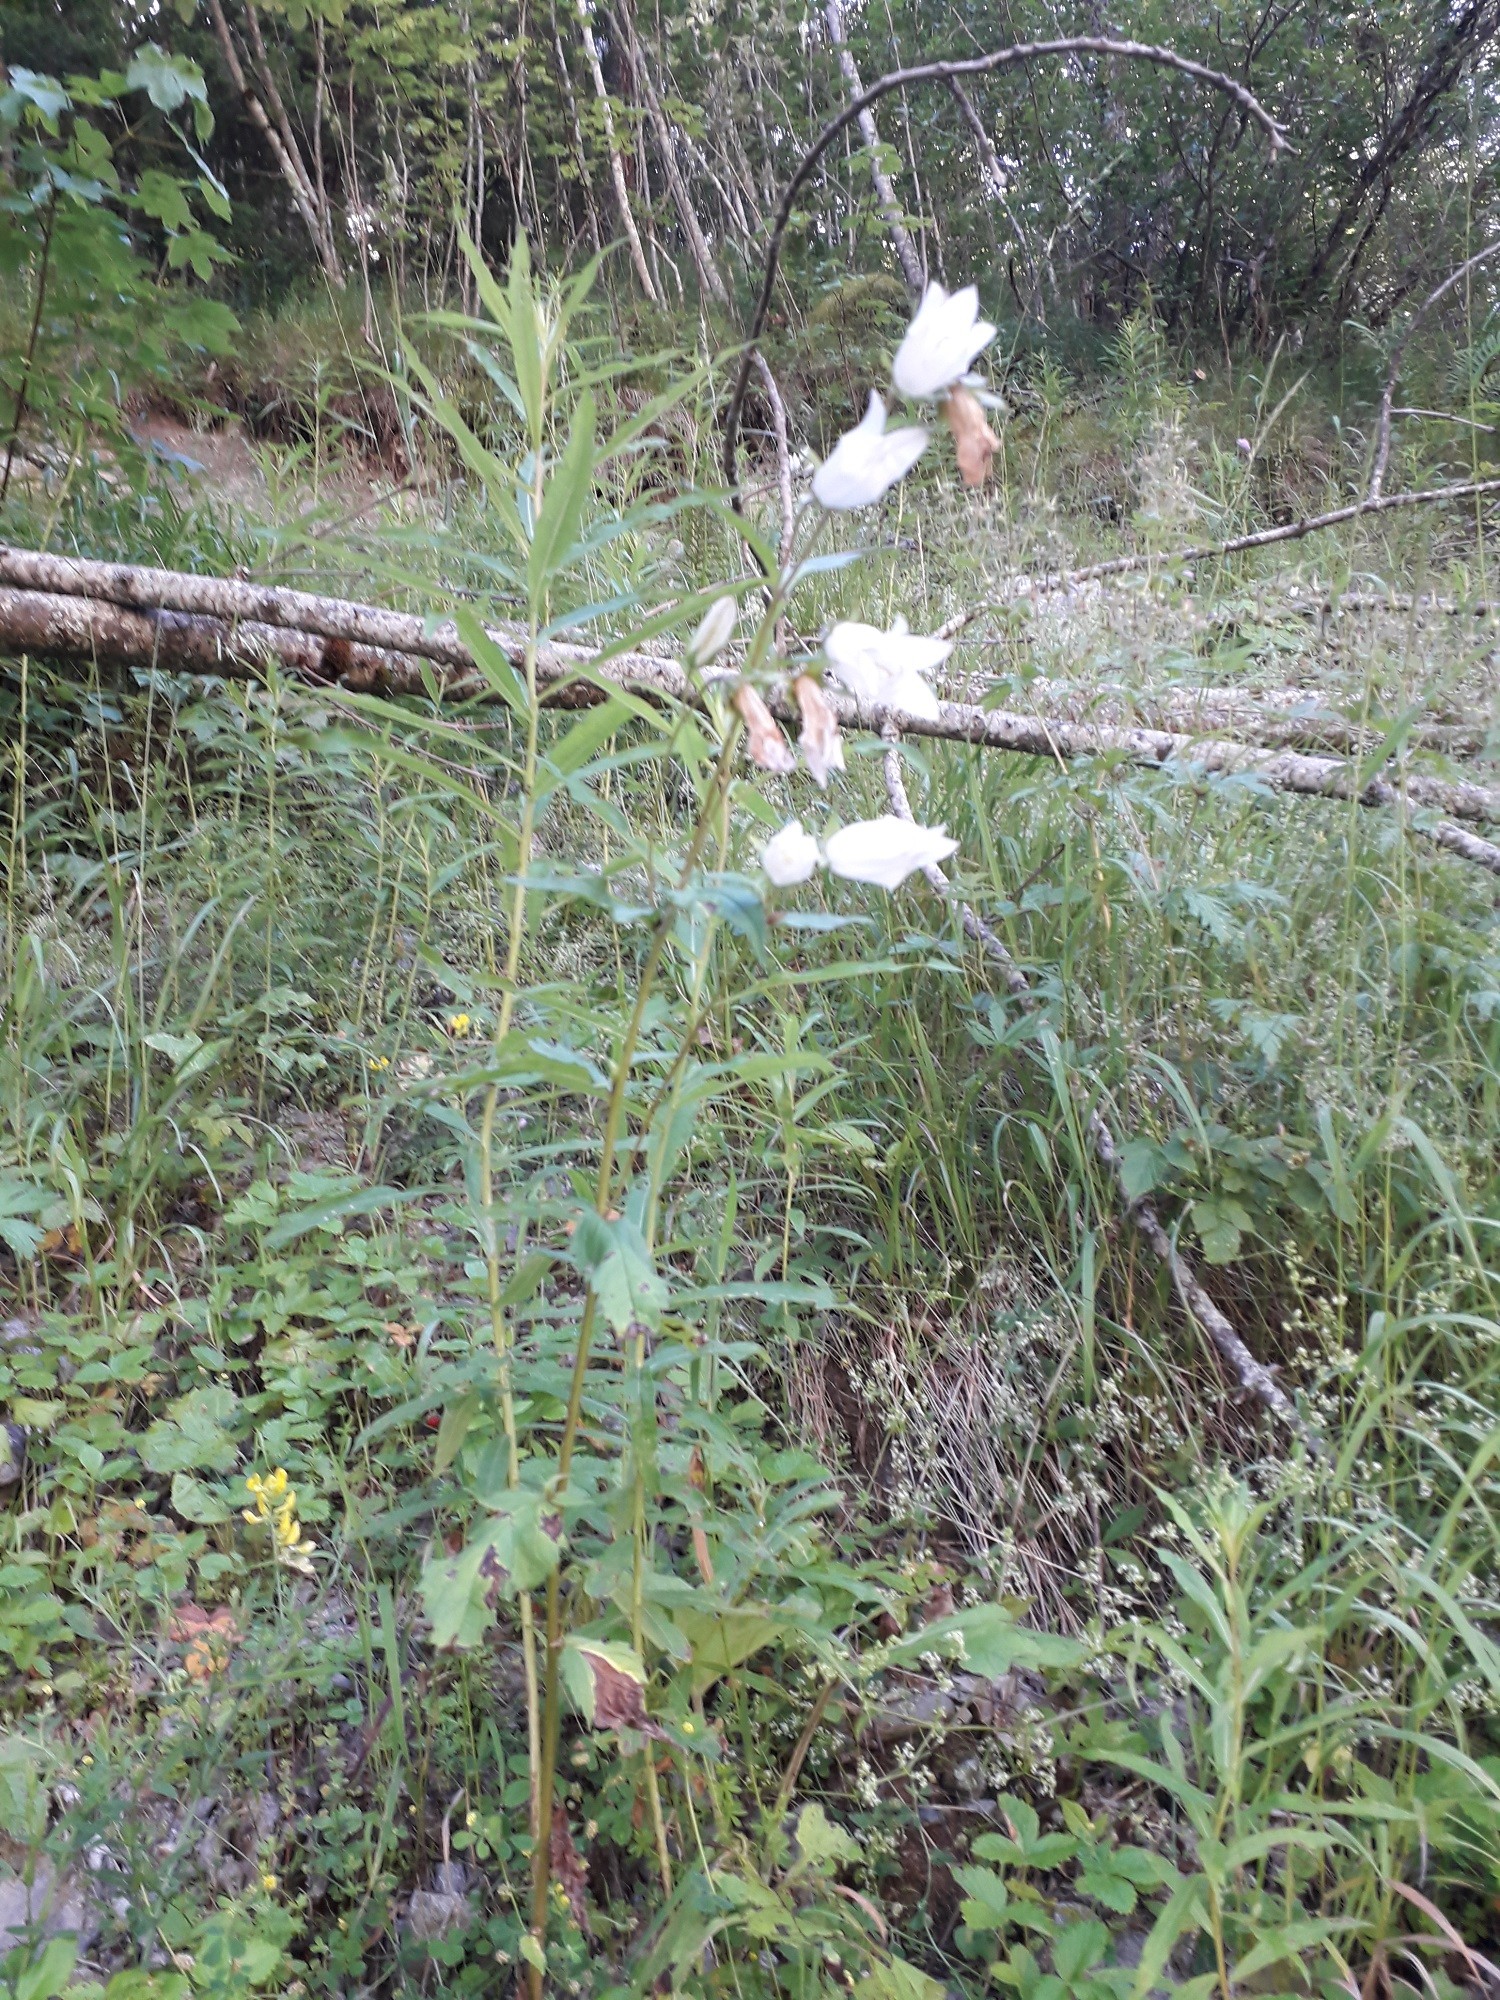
[2,233,1500,2000]
[0,46,234,517]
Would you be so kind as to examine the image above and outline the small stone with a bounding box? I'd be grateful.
[405,1888,471,1940]
[0,1860,93,1950]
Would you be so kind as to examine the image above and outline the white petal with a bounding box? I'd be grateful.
[823,621,885,704]
[886,670,942,721]
[892,281,998,399]
[761,819,822,886]
[812,392,928,509]
[823,815,959,891]
[823,620,952,713]
[875,628,953,679]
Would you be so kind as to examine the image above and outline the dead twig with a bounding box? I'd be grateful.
[752,353,797,571]
[937,474,1500,616]
[878,723,1314,1435]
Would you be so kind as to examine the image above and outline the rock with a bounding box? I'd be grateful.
[405,1863,474,1941]
[0,1859,94,1949]
[0,1426,26,1488]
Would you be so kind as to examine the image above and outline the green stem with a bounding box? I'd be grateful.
[528,711,744,1975]
[482,643,545,1746]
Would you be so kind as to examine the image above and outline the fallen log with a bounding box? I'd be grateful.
[1,557,1497,858]
[969,676,1494,760]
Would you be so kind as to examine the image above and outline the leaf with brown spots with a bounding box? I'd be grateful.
[563,1638,662,1738]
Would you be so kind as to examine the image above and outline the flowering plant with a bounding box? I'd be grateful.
[243,1467,317,1576]
[382,240,1016,1997]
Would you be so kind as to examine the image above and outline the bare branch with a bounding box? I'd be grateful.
[973,677,1493,759]
[1390,406,1500,436]
[937,475,1500,615]
[752,354,797,570]
[879,723,1313,1434]
[721,37,1289,495]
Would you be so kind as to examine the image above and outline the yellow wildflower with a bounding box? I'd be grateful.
[261,1873,278,1892]
[367,1054,391,1071]
[447,1013,472,1036]
[243,1468,316,1575]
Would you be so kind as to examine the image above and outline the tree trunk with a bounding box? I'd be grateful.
[575,0,659,301]
[822,0,923,297]
[206,0,344,286]
[614,2,729,305]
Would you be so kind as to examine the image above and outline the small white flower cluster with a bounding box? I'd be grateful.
[811,285,998,509]
[762,815,958,891]
[736,281,1000,898]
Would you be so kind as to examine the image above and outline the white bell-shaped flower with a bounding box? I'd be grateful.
[761,819,822,886]
[823,815,958,890]
[689,594,738,665]
[811,392,928,510]
[892,283,997,399]
[823,617,952,721]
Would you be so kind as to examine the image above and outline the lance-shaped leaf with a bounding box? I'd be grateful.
[529,389,598,592]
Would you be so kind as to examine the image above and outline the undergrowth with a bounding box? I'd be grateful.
[0,264,1496,2000]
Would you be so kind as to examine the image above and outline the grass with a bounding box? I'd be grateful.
[0,286,1497,1999]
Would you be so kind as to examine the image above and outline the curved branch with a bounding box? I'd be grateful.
[720,37,1290,495]
[935,474,1500,621]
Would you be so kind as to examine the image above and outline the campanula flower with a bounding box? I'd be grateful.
[892,282,997,399]
[823,618,952,720]
[761,820,822,886]
[811,393,927,510]
[822,815,958,890]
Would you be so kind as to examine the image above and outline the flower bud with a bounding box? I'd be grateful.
[689,593,738,665]
[943,384,1000,489]
[792,674,845,788]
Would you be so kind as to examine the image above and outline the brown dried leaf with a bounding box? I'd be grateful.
[549,1807,590,1929]
[575,1641,662,1738]
[792,674,846,788]
[731,682,796,774]
[477,1543,508,1608]
[171,1601,238,1679]
[691,1524,715,1586]
[944,385,1000,488]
